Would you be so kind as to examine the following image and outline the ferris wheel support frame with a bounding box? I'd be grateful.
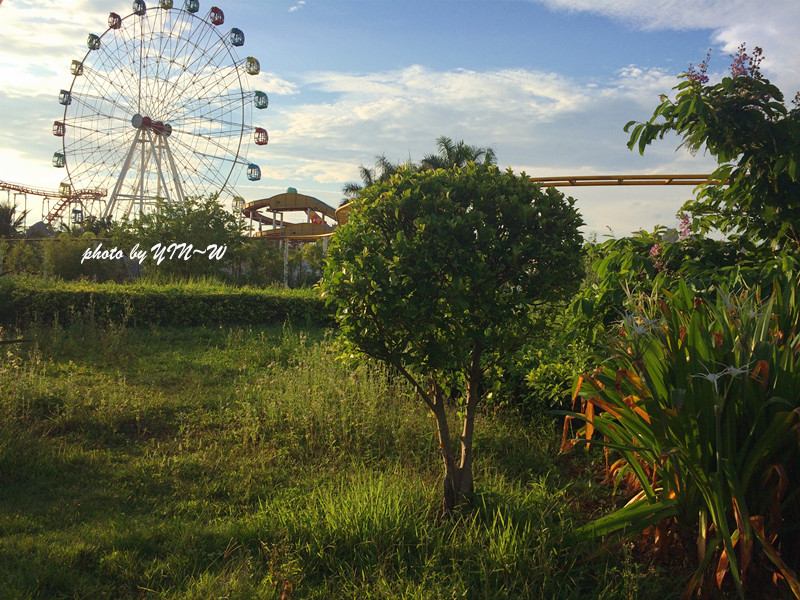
[102,126,185,219]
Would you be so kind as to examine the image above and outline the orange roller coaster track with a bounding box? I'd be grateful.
[528,174,716,187]
[0,180,107,226]
[331,173,716,228]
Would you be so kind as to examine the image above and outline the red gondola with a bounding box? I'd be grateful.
[53,121,65,137]
[210,6,224,25]
[108,12,122,29]
[254,128,268,146]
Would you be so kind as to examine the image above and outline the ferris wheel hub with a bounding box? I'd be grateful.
[131,113,172,137]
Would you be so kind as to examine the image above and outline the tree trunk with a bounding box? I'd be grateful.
[434,342,482,514]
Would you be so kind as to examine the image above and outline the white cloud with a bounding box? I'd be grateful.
[3,0,787,236]
[531,0,800,91]
[249,63,717,236]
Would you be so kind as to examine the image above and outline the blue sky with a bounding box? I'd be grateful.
[1,0,799,236]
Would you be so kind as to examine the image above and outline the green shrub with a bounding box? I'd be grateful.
[0,276,333,328]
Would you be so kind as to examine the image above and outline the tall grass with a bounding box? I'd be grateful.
[0,320,681,599]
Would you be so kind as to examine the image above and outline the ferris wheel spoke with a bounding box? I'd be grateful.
[171,33,236,94]
[165,93,246,141]
[180,49,242,99]
[162,146,228,194]
[156,19,226,109]
[164,69,245,124]
[91,32,141,101]
[169,125,238,162]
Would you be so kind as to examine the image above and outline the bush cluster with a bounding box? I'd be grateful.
[0,277,333,328]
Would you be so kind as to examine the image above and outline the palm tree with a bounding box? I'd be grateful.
[341,154,407,205]
[420,136,497,170]
[0,203,28,238]
[340,137,497,206]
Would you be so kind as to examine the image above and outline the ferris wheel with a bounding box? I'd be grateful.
[52,0,269,221]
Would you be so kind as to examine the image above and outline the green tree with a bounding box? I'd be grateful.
[420,135,496,170]
[625,45,800,249]
[119,195,245,280]
[0,203,28,239]
[321,164,584,512]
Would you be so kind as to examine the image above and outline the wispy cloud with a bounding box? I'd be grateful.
[261,64,713,187]
[288,1,306,13]
[530,0,800,91]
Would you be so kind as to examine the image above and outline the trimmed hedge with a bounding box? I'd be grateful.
[0,276,335,328]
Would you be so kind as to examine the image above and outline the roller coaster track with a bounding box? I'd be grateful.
[332,173,717,228]
[0,180,106,226]
[528,174,716,187]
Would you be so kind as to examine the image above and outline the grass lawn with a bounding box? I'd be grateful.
[0,321,684,599]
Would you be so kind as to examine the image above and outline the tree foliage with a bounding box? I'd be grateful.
[0,203,28,239]
[117,194,244,279]
[321,164,584,511]
[625,45,800,248]
[420,136,497,170]
[341,136,497,205]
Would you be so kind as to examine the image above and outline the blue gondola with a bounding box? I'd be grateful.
[247,164,261,181]
[254,91,269,109]
[185,0,199,13]
[87,34,101,50]
[52,152,66,168]
[230,28,244,47]
[133,0,147,15]
[59,90,72,106]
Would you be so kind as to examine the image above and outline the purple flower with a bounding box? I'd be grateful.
[729,43,763,80]
[649,243,665,270]
[687,50,710,85]
[677,213,692,237]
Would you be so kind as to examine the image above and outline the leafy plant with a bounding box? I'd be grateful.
[625,45,800,249]
[570,217,800,343]
[322,163,584,512]
[564,280,800,598]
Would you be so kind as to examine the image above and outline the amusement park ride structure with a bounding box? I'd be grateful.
[4,5,720,238]
[242,189,337,242]
[50,0,268,222]
[285,173,717,234]
[0,179,106,227]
